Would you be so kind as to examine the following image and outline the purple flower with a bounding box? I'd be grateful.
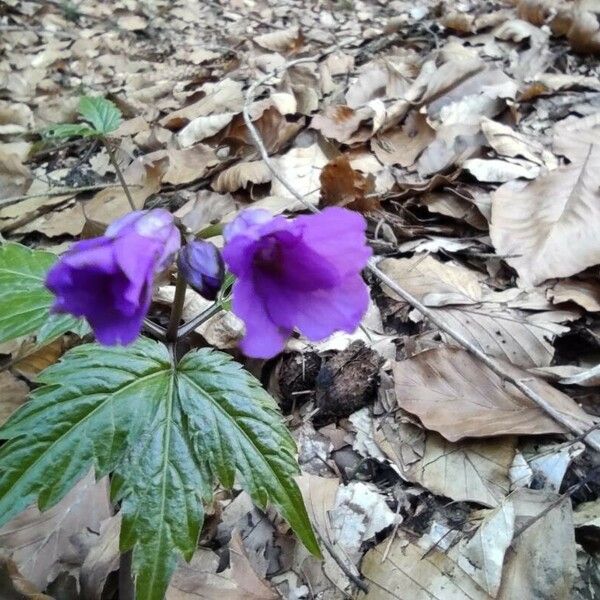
[178,240,224,300]
[46,209,180,345]
[222,207,372,358]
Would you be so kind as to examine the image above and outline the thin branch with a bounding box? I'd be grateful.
[317,533,369,593]
[0,184,135,209]
[242,59,600,454]
[177,302,224,339]
[102,136,136,211]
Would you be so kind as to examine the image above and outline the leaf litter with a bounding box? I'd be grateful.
[2,0,600,597]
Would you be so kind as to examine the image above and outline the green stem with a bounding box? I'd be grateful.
[166,274,188,343]
[102,136,136,211]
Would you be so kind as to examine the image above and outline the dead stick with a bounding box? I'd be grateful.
[242,59,600,454]
[0,184,137,208]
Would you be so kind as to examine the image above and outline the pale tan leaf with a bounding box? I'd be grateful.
[0,556,52,600]
[160,79,244,129]
[83,159,163,231]
[177,113,236,147]
[497,489,576,599]
[371,112,435,167]
[0,146,31,200]
[0,471,111,589]
[117,14,148,31]
[254,26,303,53]
[271,143,329,204]
[156,144,220,185]
[13,338,68,380]
[174,190,236,233]
[462,157,540,182]
[548,278,600,312]
[12,201,86,238]
[379,255,484,306]
[431,305,566,368]
[0,102,34,135]
[359,531,492,600]
[552,113,600,162]
[310,105,369,144]
[211,161,271,193]
[0,372,28,428]
[420,192,488,229]
[481,117,557,168]
[490,145,600,285]
[377,411,513,507]
[391,347,595,440]
[228,530,278,599]
[80,515,121,600]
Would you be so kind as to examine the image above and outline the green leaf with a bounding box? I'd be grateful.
[78,96,121,134]
[0,243,85,344]
[44,123,97,139]
[0,339,318,600]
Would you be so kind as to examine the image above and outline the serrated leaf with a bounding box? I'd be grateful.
[0,243,85,344]
[0,338,318,600]
[78,96,122,134]
[44,123,97,139]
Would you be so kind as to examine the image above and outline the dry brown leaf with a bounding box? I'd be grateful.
[463,157,540,182]
[0,372,28,428]
[228,530,278,599]
[420,192,488,229]
[80,515,121,600]
[0,471,111,589]
[211,161,271,193]
[319,155,377,212]
[12,338,67,380]
[0,102,34,135]
[254,26,304,53]
[117,13,148,31]
[481,117,557,167]
[166,549,245,599]
[552,113,600,162]
[175,190,236,233]
[160,79,244,129]
[271,143,329,204]
[310,105,370,144]
[391,347,597,440]
[548,279,600,312]
[371,112,435,167]
[0,146,31,199]
[567,6,600,54]
[359,531,492,599]
[379,255,484,306]
[150,144,219,186]
[177,113,236,147]
[490,144,600,285]
[83,159,163,232]
[0,556,52,600]
[431,305,566,368]
[12,200,86,238]
[497,489,576,599]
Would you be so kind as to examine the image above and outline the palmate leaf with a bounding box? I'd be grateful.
[0,243,86,345]
[0,338,318,599]
[78,96,121,134]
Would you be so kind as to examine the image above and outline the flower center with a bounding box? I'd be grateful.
[253,236,282,274]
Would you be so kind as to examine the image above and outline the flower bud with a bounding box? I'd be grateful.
[178,240,225,300]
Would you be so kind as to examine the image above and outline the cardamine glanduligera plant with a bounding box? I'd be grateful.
[0,195,372,594]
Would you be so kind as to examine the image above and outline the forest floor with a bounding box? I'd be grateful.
[2,0,600,598]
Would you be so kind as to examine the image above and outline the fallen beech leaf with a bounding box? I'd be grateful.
[310,105,370,144]
[0,556,52,600]
[319,155,377,212]
[391,347,596,440]
[0,372,28,428]
[12,337,68,380]
[12,201,86,238]
[389,428,515,506]
[0,471,111,589]
[490,144,600,285]
[567,6,600,54]
[0,102,34,135]
[155,144,220,185]
[462,157,540,182]
[175,190,236,233]
[160,79,244,129]
[117,13,148,31]
[254,26,304,53]
[0,146,31,199]
[271,143,329,204]
[379,255,484,306]
[211,160,271,193]
[371,112,435,167]
[177,112,236,147]
[548,279,600,312]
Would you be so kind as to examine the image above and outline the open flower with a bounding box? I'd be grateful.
[46,209,180,345]
[222,207,372,358]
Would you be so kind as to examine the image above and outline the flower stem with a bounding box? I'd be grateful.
[166,274,188,343]
[102,136,136,211]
